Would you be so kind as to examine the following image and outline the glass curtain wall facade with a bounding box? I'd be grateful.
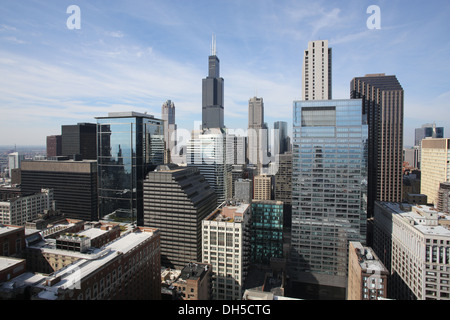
[291,99,368,289]
[96,112,164,225]
[251,200,284,264]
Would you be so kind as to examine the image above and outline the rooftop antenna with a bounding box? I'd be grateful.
[211,33,217,56]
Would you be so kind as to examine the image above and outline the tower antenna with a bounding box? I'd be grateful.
[211,33,216,56]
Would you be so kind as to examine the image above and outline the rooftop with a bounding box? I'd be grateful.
[32,227,158,300]
[206,201,250,223]
[377,202,450,237]
[351,241,388,273]
[0,224,23,236]
[0,256,25,272]
[97,111,155,119]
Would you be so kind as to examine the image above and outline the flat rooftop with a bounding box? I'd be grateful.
[377,202,450,237]
[206,202,250,222]
[0,257,25,272]
[0,224,23,236]
[33,228,158,300]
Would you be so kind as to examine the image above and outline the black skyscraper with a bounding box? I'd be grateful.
[202,35,224,129]
[350,74,404,224]
[61,123,97,160]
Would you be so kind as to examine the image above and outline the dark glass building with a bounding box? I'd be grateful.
[61,123,97,160]
[96,112,164,226]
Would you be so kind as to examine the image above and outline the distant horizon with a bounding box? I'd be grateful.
[1,1,449,146]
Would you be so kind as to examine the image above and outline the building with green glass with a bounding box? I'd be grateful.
[250,200,284,264]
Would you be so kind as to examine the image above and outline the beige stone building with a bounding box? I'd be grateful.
[253,175,272,200]
[374,202,450,300]
[421,138,450,205]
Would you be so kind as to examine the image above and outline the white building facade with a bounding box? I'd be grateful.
[202,202,251,300]
[0,189,55,226]
[374,202,450,300]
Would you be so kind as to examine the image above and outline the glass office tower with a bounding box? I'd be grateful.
[96,112,164,225]
[290,99,368,293]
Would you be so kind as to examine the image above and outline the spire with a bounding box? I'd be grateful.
[211,33,216,56]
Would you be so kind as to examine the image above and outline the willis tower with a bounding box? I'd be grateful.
[202,34,224,129]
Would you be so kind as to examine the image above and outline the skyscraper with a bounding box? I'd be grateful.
[302,40,332,100]
[273,121,288,156]
[415,123,444,146]
[420,138,450,206]
[414,123,444,168]
[291,99,368,296]
[350,74,404,219]
[7,152,24,178]
[187,128,232,205]
[247,96,268,173]
[162,100,177,163]
[143,164,217,269]
[96,111,164,225]
[61,123,97,160]
[202,35,224,130]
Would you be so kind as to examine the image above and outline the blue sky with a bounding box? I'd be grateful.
[0,0,449,147]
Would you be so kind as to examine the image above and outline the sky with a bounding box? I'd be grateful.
[0,0,449,147]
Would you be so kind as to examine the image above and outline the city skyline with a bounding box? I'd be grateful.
[1,0,449,147]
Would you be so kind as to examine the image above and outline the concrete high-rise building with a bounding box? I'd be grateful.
[46,135,62,158]
[7,152,24,179]
[437,182,450,213]
[248,96,268,173]
[0,189,55,226]
[347,241,388,300]
[351,74,404,220]
[61,123,97,160]
[96,111,164,225]
[143,164,217,269]
[234,178,252,204]
[162,100,177,163]
[420,138,450,205]
[403,146,419,169]
[20,159,98,222]
[302,40,332,101]
[291,99,368,296]
[202,35,224,130]
[274,152,292,229]
[274,152,292,205]
[373,202,450,300]
[202,202,251,300]
[186,128,232,205]
[253,175,272,200]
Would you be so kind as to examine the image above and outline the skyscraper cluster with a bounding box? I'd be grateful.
[1,35,450,302]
